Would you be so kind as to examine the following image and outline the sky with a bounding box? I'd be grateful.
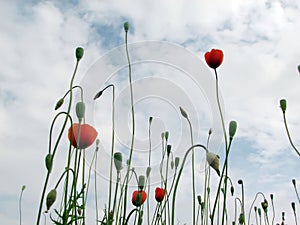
[1,0,300,224]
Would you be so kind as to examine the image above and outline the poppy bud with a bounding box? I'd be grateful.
[76,47,84,61]
[165,131,169,140]
[161,132,165,139]
[45,154,53,173]
[155,187,166,202]
[124,22,129,32]
[261,199,268,213]
[132,190,147,207]
[291,202,296,211]
[114,152,123,172]
[257,208,261,216]
[298,65,300,74]
[21,185,26,191]
[207,187,210,194]
[230,186,234,196]
[238,213,245,224]
[197,195,202,205]
[138,175,145,190]
[170,160,174,169]
[179,106,188,119]
[146,166,151,178]
[149,117,153,124]
[167,145,172,156]
[270,194,274,201]
[208,128,212,135]
[206,152,220,176]
[76,102,85,121]
[254,206,257,212]
[229,121,237,140]
[238,179,243,185]
[46,189,57,211]
[292,179,296,186]
[175,157,180,169]
[204,49,224,69]
[280,99,287,113]
[54,98,64,110]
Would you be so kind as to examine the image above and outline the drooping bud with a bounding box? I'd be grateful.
[46,189,57,211]
[76,102,85,121]
[45,154,53,173]
[114,152,123,172]
[280,99,287,113]
[238,179,243,185]
[175,157,180,169]
[54,98,64,110]
[229,121,237,140]
[138,175,146,190]
[179,106,188,119]
[261,199,268,213]
[124,22,129,32]
[206,152,220,176]
[76,47,84,61]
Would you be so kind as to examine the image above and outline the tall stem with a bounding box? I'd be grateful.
[282,113,300,157]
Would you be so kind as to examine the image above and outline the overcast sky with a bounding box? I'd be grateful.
[1,0,300,224]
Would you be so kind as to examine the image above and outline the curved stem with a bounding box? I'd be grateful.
[171,144,207,225]
[247,192,267,225]
[282,113,300,157]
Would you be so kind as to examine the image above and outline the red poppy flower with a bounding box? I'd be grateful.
[204,49,224,69]
[68,123,98,149]
[155,187,166,202]
[132,190,147,207]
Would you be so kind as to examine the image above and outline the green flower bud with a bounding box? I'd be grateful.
[291,202,296,211]
[207,187,210,194]
[113,152,123,172]
[76,47,84,61]
[96,139,100,146]
[46,189,57,211]
[54,98,64,110]
[238,213,245,224]
[165,131,169,140]
[21,185,26,191]
[270,194,274,201]
[238,179,243,185]
[175,157,180,169]
[138,175,146,190]
[161,132,165,139]
[229,121,237,139]
[179,106,188,119]
[197,195,202,205]
[261,199,268,213]
[280,99,287,113]
[167,144,172,156]
[206,152,220,176]
[230,186,234,196]
[146,166,151,178]
[170,160,174,169]
[124,22,129,32]
[149,117,153,124]
[45,154,53,173]
[254,206,257,212]
[257,208,261,216]
[76,102,85,121]
[292,179,296,186]
[298,65,300,74]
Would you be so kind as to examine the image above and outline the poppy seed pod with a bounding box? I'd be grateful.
[280,99,287,113]
[45,154,53,173]
[204,49,224,69]
[76,102,85,121]
[124,22,129,32]
[113,152,123,172]
[46,189,57,211]
[229,121,237,140]
[206,152,220,176]
[76,47,84,61]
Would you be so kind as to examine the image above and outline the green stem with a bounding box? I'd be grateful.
[171,144,207,225]
[247,192,266,225]
[122,26,136,225]
[282,113,300,157]
[19,186,25,225]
